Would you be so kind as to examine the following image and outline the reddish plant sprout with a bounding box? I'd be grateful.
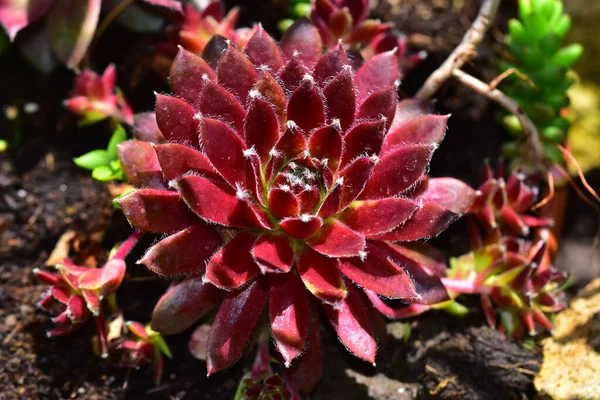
[34,232,142,354]
[64,64,134,126]
[443,225,568,337]
[234,341,298,400]
[309,0,426,74]
[159,1,253,58]
[108,321,172,384]
[468,164,553,237]
[117,19,475,393]
[310,0,389,48]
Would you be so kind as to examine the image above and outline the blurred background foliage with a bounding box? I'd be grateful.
[563,0,600,175]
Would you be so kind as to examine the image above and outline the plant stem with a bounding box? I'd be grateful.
[451,69,547,171]
[416,0,501,99]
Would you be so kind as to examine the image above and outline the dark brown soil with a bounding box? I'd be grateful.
[0,0,597,399]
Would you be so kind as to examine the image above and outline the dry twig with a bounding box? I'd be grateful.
[416,0,501,99]
[451,69,546,169]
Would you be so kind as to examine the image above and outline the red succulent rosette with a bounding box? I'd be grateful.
[469,164,553,237]
[64,65,134,125]
[117,19,475,392]
[310,0,389,47]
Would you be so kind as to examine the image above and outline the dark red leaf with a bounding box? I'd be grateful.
[207,278,269,374]
[205,231,260,289]
[140,224,222,275]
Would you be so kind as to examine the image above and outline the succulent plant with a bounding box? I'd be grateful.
[159,1,253,57]
[65,65,134,126]
[108,321,172,384]
[446,227,567,337]
[469,164,552,237]
[74,124,128,182]
[501,0,582,166]
[117,19,475,392]
[34,232,141,353]
[310,0,389,48]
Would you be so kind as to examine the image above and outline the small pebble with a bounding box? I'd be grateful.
[16,189,27,198]
[59,184,68,192]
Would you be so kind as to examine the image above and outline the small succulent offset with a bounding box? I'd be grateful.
[501,0,582,166]
[310,0,389,48]
[74,124,127,182]
[117,19,475,392]
[34,232,141,355]
[446,227,567,337]
[469,164,552,237]
[65,65,134,126]
[159,0,253,57]
[107,321,172,384]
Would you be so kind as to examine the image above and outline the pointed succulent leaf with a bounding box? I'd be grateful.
[280,215,323,239]
[152,276,224,335]
[140,224,222,275]
[376,202,458,242]
[155,94,199,145]
[412,177,477,215]
[245,94,280,162]
[176,175,266,228]
[207,278,269,374]
[252,235,294,274]
[324,288,377,364]
[170,47,215,104]
[154,143,220,182]
[118,189,198,233]
[382,115,448,153]
[205,231,260,289]
[244,26,284,71]
[287,78,326,133]
[339,244,418,299]
[280,17,322,69]
[323,69,355,131]
[269,272,309,365]
[338,197,418,236]
[313,44,349,86]
[341,118,386,167]
[305,219,365,257]
[118,141,166,189]
[355,49,398,100]
[199,117,247,187]
[297,247,347,305]
[217,44,257,103]
[361,144,434,199]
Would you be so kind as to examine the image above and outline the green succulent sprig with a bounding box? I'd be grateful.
[74,124,127,182]
[501,0,582,165]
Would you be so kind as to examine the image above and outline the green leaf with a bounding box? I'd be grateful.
[442,301,469,317]
[553,14,571,38]
[518,0,532,21]
[92,165,118,181]
[541,126,565,142]
[539,33,563,56]
[523,11,550,40]
[508,19,529,46]
[107,124,127,159]
[74,150,110,170]
[549,44,583,67]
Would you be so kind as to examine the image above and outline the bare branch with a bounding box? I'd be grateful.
[451,69,546,170]
[416,0,501,99]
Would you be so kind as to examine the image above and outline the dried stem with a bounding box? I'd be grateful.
[451,69,547,170]
[416,0,501,99]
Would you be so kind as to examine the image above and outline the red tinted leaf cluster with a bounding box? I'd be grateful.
[446,226,567,337]
[118,20,474,392]
[65,65,134,125]
[469,164,553,237]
